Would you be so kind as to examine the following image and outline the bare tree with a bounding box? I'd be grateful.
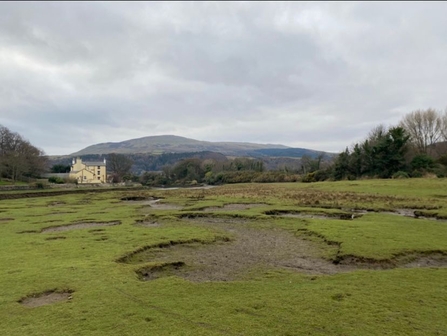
[0,125,47,182]
[441,108,447,141]
[399,108,443,155]
[107,153,133,182]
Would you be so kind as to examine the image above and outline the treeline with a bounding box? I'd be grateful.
[139,157,303,186]
[304,108,447,182]
[49,151,323,186]
[0,125,47,182]
[48,151,305,174]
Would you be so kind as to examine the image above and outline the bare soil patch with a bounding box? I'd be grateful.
[137,262,186,280]
[146,200,183,210]
[266,210,358,220]
[126,218,353,282]
[350,208,447,221]
[19,290,73,308]
[45,236,66,241]
[403,254,447,268]
[121,196,147,201]
[0,217,14,222]
[47,201,66,207]
[335,253,447,269]
[17,230,38,234]
[203,204,265,212]
[32,212,76,217]
[124,198,183,210]
[125,216,447,282]
[135,219,162,228]
[41,220,121,233]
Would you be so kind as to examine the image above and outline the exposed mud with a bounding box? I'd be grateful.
[335,253,447,269]
[0,217,14,222]
[47,201,66,207]
[137,262,186,280]
[350,208,447,221]
[124,198,183,210]
[267,208,447,222]
[148,200,183,210]
[45,236,66,241]
[202,204,265,212]
[19,290,73,308]
[403,254,447,268]
[17,230,38,234]
[266,210,359,220]
[126,218,353,282]
[47,212,76,216]
[121,196,147,201]
[134,220,162,228]
[124,216,447,283]
[117,237,230,264]
[41,220,121,233]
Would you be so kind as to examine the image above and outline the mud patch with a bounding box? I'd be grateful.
[45,236,66,241]
[146,200,183,210]
[47,201,66,207]
[128,218,352,282]
[335,252,447,269]
[89,228,105,233]
[203,204,265,212]
[135,220,162,228]
[125,198,182,210]
[121,196,147,201]
[0,217,14,222]
[137,262,186,280]
[95,236,108,241]
[117,236,230,264]
[19,290,73,308]
[350,208,447,221]
[41,220,121,233]
[403,254,447,268]
[17,230,38,234]
[266,210,358,220]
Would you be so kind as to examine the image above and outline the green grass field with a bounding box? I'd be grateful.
[1,179,447,335]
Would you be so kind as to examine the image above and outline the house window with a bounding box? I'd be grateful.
[97,166,100,169]
[83,176,87,180]
[98,177,101,180]
[98,171,101,175]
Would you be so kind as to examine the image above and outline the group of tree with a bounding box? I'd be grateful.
[304,108,447,182]
[0,125,47,182]
[139,156,303,187]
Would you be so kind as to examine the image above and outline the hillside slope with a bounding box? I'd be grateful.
[70,135,289,156]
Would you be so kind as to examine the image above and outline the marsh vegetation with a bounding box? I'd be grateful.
[1,179,447,335]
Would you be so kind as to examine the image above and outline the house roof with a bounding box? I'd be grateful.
[83,161,106,166]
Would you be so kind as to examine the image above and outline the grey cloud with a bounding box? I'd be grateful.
[0,2,447,155]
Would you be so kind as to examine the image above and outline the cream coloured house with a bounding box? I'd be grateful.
[69,157,107,183]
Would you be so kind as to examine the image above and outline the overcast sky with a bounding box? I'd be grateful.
[1,2,447,155]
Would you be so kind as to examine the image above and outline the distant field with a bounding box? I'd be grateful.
[1,178,446,335]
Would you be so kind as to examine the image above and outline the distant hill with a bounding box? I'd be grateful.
[69,135,335,159]
[70,135,289,156]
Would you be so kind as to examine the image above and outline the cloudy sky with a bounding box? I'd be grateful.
[1,2,446,155]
